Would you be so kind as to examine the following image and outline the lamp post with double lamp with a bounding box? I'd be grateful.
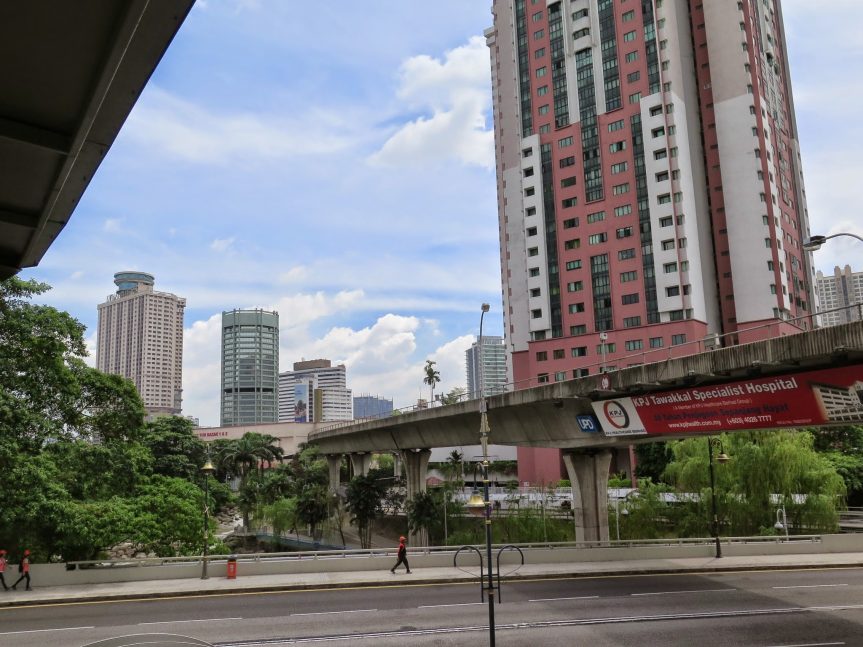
[201,456,215,579]
[466,302,496,646]
[706,437,730,558]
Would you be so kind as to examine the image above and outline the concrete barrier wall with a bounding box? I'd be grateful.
[31,534,863,587]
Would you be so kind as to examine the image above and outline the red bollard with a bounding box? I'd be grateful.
[226,556,237,579]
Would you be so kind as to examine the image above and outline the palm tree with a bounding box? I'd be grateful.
[216,433,284,529]
[423,359,441,405]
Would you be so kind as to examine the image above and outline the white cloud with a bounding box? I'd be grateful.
[103,218,123,232]
[369,36,494,169]
[210,237,236,253]
[124,88,363,165]
[279,266,308,283]
[70,271,84,280]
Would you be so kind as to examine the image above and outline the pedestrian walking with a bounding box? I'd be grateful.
[12,549,31,591]
[0,550,8,591]
[390,535,411,574]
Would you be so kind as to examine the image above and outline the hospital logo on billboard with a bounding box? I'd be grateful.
[591,397,648,436]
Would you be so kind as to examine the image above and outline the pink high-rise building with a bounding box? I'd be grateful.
[487,0,815,483]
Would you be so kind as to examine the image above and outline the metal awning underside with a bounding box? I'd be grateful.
[0,0,196,279]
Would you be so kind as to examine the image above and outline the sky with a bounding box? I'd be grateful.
[21,0,863,427]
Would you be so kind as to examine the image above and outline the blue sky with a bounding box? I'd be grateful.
[22,1,863,426]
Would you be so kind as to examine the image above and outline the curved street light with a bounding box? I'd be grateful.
[802,232,863,252]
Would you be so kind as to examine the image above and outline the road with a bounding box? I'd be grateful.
[2,568,862,646]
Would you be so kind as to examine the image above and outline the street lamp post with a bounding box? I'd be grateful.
[774,504,789,539]
[707,437,730,559]
[201,456,215,580]
[802,232,863,252]
[467,302,496,646]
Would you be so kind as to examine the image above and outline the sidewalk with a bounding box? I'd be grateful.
[2,552,862,608]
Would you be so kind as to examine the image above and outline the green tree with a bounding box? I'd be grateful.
[812,425,863,506]
[345,472,388,548]
[635,441,673,484]
[664,431,845,536]
[423,359,441,405]
[406,490,441,545]
[142,416,207,480]
[439,387,466,405]
[296,484,329,540]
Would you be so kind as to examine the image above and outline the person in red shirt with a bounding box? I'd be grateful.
[390,536,411,574]
[12,549,31,591]
[0,550,8,591]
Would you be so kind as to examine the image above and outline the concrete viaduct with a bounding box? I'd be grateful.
[309,320,863,544]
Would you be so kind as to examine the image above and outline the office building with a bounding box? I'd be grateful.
[96,271,185,418]
[221,309,279,426]
[816,266,863,327]
[487,0,815,482]
[466,334,507,397]
[278,359,353,423]
[354,394,394,420]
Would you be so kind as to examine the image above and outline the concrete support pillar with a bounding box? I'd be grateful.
[562,449,613,544]
[326,454,343,493]
[401,449,431,546]
[393,452,402,479]
[349,452,373,477]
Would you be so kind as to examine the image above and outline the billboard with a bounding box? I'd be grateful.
[294,383,309,423]
[591,364,863,437]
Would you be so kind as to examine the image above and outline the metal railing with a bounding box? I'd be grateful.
[320,303,863,434]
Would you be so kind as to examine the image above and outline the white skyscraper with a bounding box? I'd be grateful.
[96,271,185,418]
[278,359,353,422]
[816,266,863,327]
[466,335,507,397]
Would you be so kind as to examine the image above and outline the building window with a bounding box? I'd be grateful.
[625,51,638,62]
[650,336,664,348]
[538,104,550,115]
[561,176,577,187]
[524,167,535,177]
[587,211,605,223]
[531,309,542,319]
[562,197,578,208]
[535,47,546,59]
[563,217,578,229]
[565,260,582,270]
[559,136,573,147]
[554,371,567,382]
[570,324,587,335]
[622,293,639,304]
[567,281,584,292]
[671,334,687,346]
[620,271,638,282]
[615,204,632,217]
[623,30,636,42]
[618,248,636,261]
[625,339,643,351]
[560,156,576,168]
[611,162,628,174]
[525,187,535,197]
[623,316,642,328]
[609,141,627,153]
[527,226,538,236]
[536,66,547,77]
[571,346,587,357]
[608,119,625,132]
[568,302,585,313]
[528,247,539,256]
[663,262,678,273]
[588,233,607,245]
[573,27,590,39]
[612,183,630,195]
[616,227,633,239]
[526,206,536,216]
[564,238,581,250]
[661,239,675,251]
[654,149,667,160]
[658,193,671,204]
[660,216,673,227]
[553,349,565,360]
[597,342,616,353]
[666,285,680,297]
[530,287,541,297]
[622,10,635,21]
[537,373,549,383]
[529,267,540,277]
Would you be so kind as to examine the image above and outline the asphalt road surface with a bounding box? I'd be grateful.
[2,568,862,646]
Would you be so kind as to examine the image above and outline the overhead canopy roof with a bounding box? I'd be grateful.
[0,0,196,279]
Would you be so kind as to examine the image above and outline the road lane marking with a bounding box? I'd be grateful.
[0,626,95,636]
[529,595,599,602]
[765,643,845,646]
[419,602,485,608]
[139,617,242,625]
[631,588,736,596]
[291,608,377,617]
[772,584,848,590]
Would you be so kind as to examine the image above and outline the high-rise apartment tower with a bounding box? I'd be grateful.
[221,309,279,426]
[466,335,508,397]
[488,0,815,482]
[96,271,185,418]
[816,266,863,327]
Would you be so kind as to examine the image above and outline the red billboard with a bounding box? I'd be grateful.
[591,364,863,437]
